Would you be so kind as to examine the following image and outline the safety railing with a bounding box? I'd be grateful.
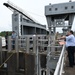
[0,35,65,75]
[0,35,48,69]
[0,35,48,53]
[54,45,65,75]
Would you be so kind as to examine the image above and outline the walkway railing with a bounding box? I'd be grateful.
[7,35,48,53]
[54,45,65,75]
[0,35,49,75]
[0,35,66,75]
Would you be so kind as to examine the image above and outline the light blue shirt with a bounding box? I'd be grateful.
[66,34,75,47]
[11,33,17,39]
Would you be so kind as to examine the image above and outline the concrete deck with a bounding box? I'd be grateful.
[63,52,75,75]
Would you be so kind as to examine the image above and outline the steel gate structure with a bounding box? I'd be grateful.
[1,1,75,75]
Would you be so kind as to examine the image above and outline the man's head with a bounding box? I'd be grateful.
[12,31,15,33]
[67,30,73,36]
[6,32,8,35]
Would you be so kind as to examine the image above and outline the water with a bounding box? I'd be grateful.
[1,37,6,47]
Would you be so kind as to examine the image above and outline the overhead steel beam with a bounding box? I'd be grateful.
[3,1,39,24]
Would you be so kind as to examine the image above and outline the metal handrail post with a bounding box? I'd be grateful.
[0,37,2,51]
[15,37,19,52]
[8,36,12,52]
[26,37,29,53]
[15,37,19,70]
[36,35,39,75]
[33,36,36,53]
[46,44,51,75]
[0,37,2,64]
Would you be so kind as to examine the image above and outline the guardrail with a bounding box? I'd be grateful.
[54,45,65,75]
[4,35,48,53]
[0,35,65,75]
[0,35,48,75]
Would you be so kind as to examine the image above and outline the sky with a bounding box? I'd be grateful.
[0,0,75,32]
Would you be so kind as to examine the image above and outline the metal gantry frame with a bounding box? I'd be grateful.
[45,2,75,75]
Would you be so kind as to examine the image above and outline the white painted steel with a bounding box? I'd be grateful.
[54,45,65,75]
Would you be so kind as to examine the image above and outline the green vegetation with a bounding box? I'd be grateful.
[0,31,12,36]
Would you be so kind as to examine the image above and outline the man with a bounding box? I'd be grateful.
[5,32,8,49]
[11,31,17,50]
[60,30,75,67]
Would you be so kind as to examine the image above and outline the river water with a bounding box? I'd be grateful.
[1,37,6,47]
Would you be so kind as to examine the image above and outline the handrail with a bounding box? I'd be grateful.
[54,45,65,75]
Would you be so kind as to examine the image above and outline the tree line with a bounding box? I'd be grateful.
[0,31,12,36]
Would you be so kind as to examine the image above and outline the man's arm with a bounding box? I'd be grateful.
[57,36,66,40]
